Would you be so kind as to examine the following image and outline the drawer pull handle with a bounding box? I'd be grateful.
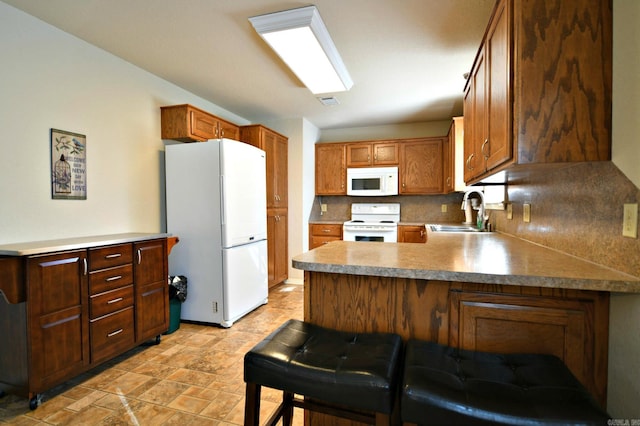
[107,329,123,337]
[107,297,124,304]
[105,253,122,259]
[105,275,122,282]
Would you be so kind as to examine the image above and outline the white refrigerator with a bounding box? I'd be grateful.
[165,139,268,327]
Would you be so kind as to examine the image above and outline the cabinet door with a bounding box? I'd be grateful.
[190,108,219,141]
[219,119,239,140]
[346,144,372,167]
[485,0,511,170]
[398,225,427,243]
[400,138,444,194]
[134,240,168,342]
[315,144,346,195]
[464,46,487,182]
[27,250,89,391]
[267,210,288,287]
[273,134,288,208]
[373,142,399,165]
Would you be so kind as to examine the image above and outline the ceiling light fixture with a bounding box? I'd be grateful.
[249,5,353,95]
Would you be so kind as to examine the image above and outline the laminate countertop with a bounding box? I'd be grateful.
[292,232,640,293]
[0,233,171,256]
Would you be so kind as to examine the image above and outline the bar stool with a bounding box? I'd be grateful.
[401,340,610,425]
[244,319,403,426]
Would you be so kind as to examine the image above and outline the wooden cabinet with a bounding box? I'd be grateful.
[134,240,169,342]
[445,116,465,193]
[398,225,427,243]
[161,104,239,142]
[309,223,343,249]
[315,143,346,195]
[26,250,89,395]
[267,210,288,287]
[449,288,609,406]
[399,137,445,194]
[346,142,398,167]
[0,235,168,409]
[240,125,289,287]
[464,0,612,183]
[88,243,135,364]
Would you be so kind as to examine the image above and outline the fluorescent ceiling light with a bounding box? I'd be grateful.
[249,5,353,95]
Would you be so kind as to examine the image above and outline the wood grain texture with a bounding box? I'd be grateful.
[304,273,609,412]
[514,0,612,163]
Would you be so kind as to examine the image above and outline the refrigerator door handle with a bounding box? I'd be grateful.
[220,174,225,226]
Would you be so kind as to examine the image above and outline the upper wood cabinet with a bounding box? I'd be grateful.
[161,104,239,142]
[315,143,346,195]
[239,125,288,209]
[346,142,398,167]
[463,0,612,183]
[399,137,445,194]
[445,117,466,193]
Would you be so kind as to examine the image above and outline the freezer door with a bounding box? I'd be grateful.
[222,239,268,326]
[220,139,267,248]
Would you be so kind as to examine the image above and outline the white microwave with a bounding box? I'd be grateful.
[346,166,399,196]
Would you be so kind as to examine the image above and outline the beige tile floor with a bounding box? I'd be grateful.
[0,284,305,425]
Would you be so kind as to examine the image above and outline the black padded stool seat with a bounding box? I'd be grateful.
[244,319,402,426]
[401,340,610,425]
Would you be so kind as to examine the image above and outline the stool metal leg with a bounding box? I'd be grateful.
[244,382,261,426]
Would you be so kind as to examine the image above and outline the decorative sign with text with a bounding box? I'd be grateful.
[51,128,86,200]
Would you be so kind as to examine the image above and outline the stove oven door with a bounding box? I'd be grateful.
[342,224,398,243]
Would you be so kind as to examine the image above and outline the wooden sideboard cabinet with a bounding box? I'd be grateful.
[0,235,168,409]
[161,104,239,142]
[309,223,343,250]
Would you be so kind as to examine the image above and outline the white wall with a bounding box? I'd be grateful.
[0,2,248,244]
[607,0,640,417]
[319,120,451,142]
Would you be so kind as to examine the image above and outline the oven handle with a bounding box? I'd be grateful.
[343,225,397,232]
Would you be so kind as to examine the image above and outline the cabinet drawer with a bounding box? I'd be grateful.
[89,264,133,295]
[310,224,342,237]
[90,307,135,364]
[310,236,341,250]
[90,285,134,319]
[89,244,133,271]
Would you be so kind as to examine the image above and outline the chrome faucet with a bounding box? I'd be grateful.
[461,189,486,230]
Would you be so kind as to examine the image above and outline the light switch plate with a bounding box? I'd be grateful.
[441,204,448,213]
[623,203,638,238]
[321,203,327,214]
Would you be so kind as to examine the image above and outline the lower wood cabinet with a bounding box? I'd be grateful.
[0,236,168,409]
[267,210,288,287]
[309,223,343,250]
[398,224,427,243]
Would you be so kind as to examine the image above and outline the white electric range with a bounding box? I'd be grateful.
[342,203,400,243]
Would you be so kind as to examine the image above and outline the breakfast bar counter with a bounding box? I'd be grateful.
[292,233,639,410]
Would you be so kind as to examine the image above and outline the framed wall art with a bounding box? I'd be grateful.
[51,128,86,200]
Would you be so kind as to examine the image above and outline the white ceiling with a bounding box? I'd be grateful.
[2,0,495,130]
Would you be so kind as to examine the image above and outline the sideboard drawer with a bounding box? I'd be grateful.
[89,264,133,295]
[90,307,135,364]
[90,285,134,319]
[89,244,133,271]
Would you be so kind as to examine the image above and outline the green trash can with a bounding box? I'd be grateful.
[166,275,187,334]
[166,298,181,334]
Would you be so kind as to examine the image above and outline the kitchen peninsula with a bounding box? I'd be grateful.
[292,233,640,409]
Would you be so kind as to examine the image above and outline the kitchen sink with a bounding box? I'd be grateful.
[428,224,489,233]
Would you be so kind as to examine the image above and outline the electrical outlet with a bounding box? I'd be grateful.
[441,204,448,213]
[623,203,638,238]
[320,203,327,214]
[506,203,513,220]
[523,203,531,223]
